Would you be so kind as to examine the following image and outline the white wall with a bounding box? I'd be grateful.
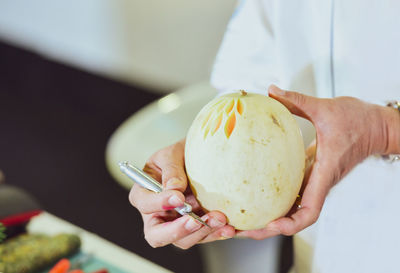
[0,0,236,92]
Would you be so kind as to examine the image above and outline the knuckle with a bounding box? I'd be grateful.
[292,92,306,107]
[145,235,163,248]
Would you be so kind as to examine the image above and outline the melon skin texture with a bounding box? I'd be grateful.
[185,92,305,230]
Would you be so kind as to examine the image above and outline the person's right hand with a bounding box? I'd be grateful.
[129,139,236,249]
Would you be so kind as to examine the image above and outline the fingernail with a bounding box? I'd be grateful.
[218,236,229,240]
[201,214,209,222]
[168,195,183,207]
[269,85,285,96]
[185,217,201,232]
[165,178,183,190]
[209,217,225,228]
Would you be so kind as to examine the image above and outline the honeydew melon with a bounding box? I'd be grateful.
[185,91,305,230]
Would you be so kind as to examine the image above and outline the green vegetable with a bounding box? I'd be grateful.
[0,223,5,243]
[0,233,80,273]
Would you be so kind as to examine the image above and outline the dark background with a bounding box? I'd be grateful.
[0,41,205,273]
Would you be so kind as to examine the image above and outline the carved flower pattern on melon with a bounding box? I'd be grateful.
[201,97,245,139]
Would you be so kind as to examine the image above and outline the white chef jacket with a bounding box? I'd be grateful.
[210,1,400,273]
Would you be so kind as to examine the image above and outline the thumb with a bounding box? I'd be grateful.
[152,141,188,192]
[268,85,319,122]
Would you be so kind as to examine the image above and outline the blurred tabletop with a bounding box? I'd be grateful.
[27,212,172,273]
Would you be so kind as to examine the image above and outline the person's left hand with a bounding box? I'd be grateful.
[236,85,393,239]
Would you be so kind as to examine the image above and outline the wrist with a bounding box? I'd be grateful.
[378,104,400,155]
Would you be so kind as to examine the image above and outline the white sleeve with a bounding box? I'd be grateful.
[210,0,277,95]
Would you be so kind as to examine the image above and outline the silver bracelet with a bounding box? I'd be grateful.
[382,101,400,163]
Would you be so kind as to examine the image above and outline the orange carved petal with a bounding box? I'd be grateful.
[225,99,235,114]
[225,112,236,138]
[211,113,223,135]
[237,99,244,115]
[204,122,211,139]
[202,110,213,129]
[216,101,227,112]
